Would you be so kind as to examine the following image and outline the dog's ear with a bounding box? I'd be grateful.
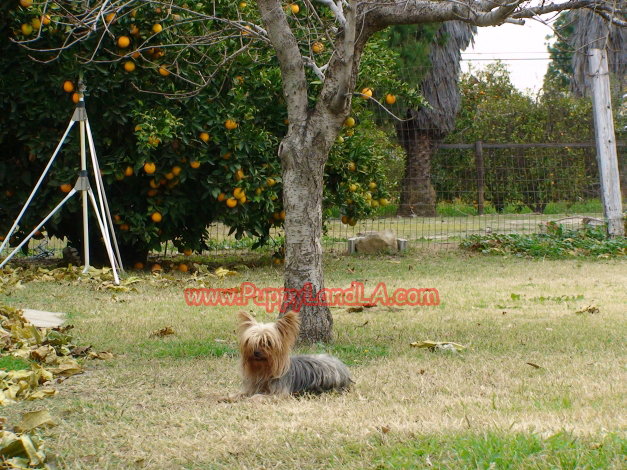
[275,312,300,347]
[237,311,257,333]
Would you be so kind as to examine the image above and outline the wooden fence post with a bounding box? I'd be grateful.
[475,141,484,216]
[589,48,624,236]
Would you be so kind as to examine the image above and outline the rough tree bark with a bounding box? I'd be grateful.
[396,111,438,217]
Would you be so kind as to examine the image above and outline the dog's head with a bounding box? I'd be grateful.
[237,311,300,379]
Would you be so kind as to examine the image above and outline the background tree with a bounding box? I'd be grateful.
[392,22,474,217]
[4,0,625,342]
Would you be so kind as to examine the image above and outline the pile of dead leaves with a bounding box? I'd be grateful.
[0,411,56,469]
[0,306,111,406]
[0,265,237,295]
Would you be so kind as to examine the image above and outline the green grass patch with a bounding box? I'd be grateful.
[365,431,627,469]
[461,223,627,258]
[139,339,237,359]
[0,355,31,371]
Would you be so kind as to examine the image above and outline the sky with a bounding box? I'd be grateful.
[461,19,558,94]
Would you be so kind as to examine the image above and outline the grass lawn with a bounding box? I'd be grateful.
[2,250,627,468]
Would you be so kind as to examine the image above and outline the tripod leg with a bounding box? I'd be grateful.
[0,119,76,255]
[86,188,120,285]
[0,189,77,269]
[85,119,124,272]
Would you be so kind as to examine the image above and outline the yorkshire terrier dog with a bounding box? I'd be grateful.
[234,311,351,399]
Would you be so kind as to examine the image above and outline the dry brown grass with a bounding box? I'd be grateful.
[2,252,627,468]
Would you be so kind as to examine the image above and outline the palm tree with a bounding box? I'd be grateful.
[395,22,475,217]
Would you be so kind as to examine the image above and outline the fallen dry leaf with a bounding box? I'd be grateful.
[15,410,57,433]
[410,340,466,352]
[576,305,599,314]
[346,306,363,313]
[150,326,175,338]
[526,362,541,369]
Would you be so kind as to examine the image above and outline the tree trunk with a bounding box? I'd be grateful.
[396,114,438,217]
[278,117,338,343]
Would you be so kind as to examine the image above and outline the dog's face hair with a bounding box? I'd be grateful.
[237,311,300,381]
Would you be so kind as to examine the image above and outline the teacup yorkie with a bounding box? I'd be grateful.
[235,311,351,398]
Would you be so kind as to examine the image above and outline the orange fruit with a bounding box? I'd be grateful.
[226,198,238,208]
[379,198,389,207]
[348,162,356,171]
[158,66,170,76]
[225,119,238,130]
[255,187,262,196]
[199,132,209,142]
[183,248,192,256]
[273,212,281,220]
[147,189,157,197]
[19,0,32,7]
[190,161,200,169]
[222,152,231,160]
[118,36,130,48]
[144,162,156,174]
[72,93,80,103]
[273,258,282,265]
[31,17,41,29]
[238,195,247,204]
[235,169,244,181]
[63,81,74,93]
[385,94,396,105]
[344,116,355,127]
[233,188,244,199]
[266,177,276,187]
[369,182,377,189]
[312,41,324,53]
[105,12,115,23]
[124,166,133,176]
[290,4,299,13]
[120,223,130,231]
[21,23,33,35]
[134,262,144,270]
[165,172,174,180]
[41,15,51,25]
[280,210,286,220]
[151,212,162,223]
[171,166,181,176]
[113,214,121,222]
[371,200,379,208]
[151,263,162,272]
[152,23,162,33]
[130,24,139,35]
[124,61,135,72]
[149,179,160,189]
[348,218,357,226]
[60,183,72,193]
[361,87,373,99]
[217,193,226,202]
[341,215,349,224]
[179,264,188,272]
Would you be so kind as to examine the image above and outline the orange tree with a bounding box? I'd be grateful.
[0,1,411,264]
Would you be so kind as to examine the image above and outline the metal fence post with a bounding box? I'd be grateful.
[475,141,484,216]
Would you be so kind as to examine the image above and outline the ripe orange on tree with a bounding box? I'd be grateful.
[72,93,80,103]
[190,161,200,169]
[199,132,210,142]
[290,4,300,13]
[124,61,136,72]
[120,223,130,231]
[152,23,163,33]
[233,188,245,199]
[31,17,41,29]
[60,183,72,193]
[147,189,157,197]
[348,162,356,171]
[151,212,162,223]
[171,165,181,176]
[266,177,276,187]
[344,116,355,127]
[361,87,373,99]
[226,198,238,208]
[124,166,133,176]
[19,0,32,7]
[385,94,396,105]
[165,172,174,180]
[158,66,170,76]
[225,119,238,130]
[21,23,33,35]
[63,81,74,93]
[312,42,324,54]
[235,169,244,181]
[183,248,192,256]
[105,12,115,23]
[217,192,226,202]
[144,162,156,174]
[41,15,51,25]
[130,24,139,35]
[117,36,130,48]
[149,179,160,189]
[341,215,349,224]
